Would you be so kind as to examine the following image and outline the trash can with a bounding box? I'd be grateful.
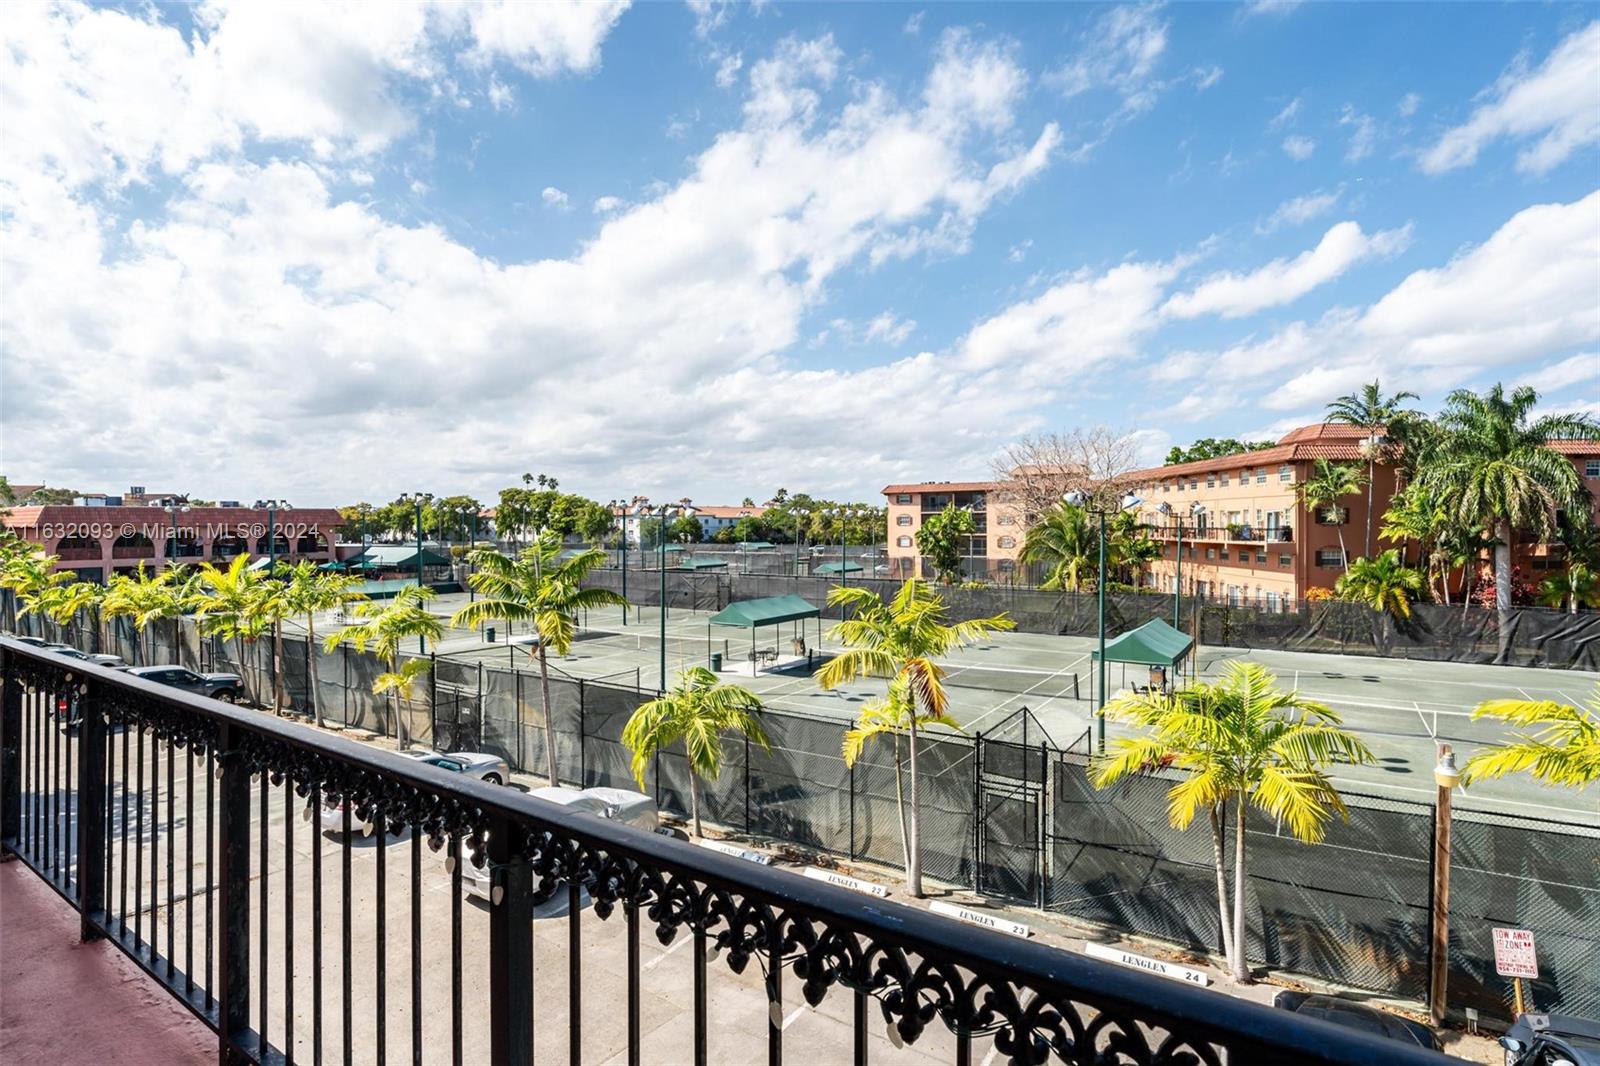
[710,652,723,672]
[486,626,496,643]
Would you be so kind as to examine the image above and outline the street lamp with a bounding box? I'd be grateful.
[161,496,192,570]
[1430,746,1461,1025]
[1067,488,1143,753]
[399,491,433,653]
[254,499,291,570]
[1161,501,1204,631]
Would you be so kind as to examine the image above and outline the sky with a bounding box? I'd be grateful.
[1,0,1597,508]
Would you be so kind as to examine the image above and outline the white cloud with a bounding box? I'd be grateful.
[592,195,624,214]
[713,50,742,89]
[1007,238,1032,263]
[904,11,925,36]
[1515,352,1600,393]
[487,76,514,110]
[1281,134,1316,161]
[348,168,376,187]
[1397,92,1421,117]
[1339,105,1376,161]
[1257,187,1342,233]
[540,185,570,209]
[460,0,629,74]
[1268,96,1301,130]
[686,0,734,39]
[864,312,916,346]
[1165,220,1412,319]
[1420,21,1600,175]
[1194,66,1224,91]
[1050,4,1168,116]
[1243,0,1303,16]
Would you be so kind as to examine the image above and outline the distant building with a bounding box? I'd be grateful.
[692,504,767,538]
[881,482,1024,579]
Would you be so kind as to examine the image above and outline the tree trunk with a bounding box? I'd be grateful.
[907,715,923,898]
[273,619,286,714]
[307,612,324,729]
[1209,805,1235,971]
[1365,459,1375,558]
[1337,522,1350,574]
[1494,520,1512,613]
[689,769,704,839]
[394,686,409,750]
[890,735,912,879]
[237,637,254,705]
[1232,793,1250,983]
[537,642,560,786]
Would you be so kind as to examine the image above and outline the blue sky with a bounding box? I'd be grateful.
[2,1,1596,506]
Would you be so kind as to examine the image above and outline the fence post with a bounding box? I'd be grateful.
[214,720,252,1064]
[487,815,533,1066]
[1,647,21,853]
[848,755,856,861]
[743,730,751,833]
[429,653,437,749]
[75,679,108,941]
[578,680,586,783]
[1036,741,1048,911]
[972,733,983,892]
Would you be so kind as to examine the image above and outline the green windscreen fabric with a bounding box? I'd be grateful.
[708,594,821,628]
[813,561,865,575]
[1091,617,1194,666]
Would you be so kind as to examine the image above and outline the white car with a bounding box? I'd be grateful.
[43,643,126,669]
[395,748,510,785]
[453,785,658,900]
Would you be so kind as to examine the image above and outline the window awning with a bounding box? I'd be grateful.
[708,594,821,629]
[1091,618,1194,667]
[813,561,865,575]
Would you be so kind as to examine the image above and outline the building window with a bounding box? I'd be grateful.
[1241,468,1251,483]
[1278,464,1291,482]
[1587,460,1600,477]
[1255,550,1268,563]
[1205,548,1216,560]
[1219,548,1229,560]
[997,536,1016,549]
[896,535,912,548]
[1279,553,1292,567]
[1220,473,1229,486]
[896,494,912,504]
[1316,548,1344,567]
[1190,478,1199,490]
[1255,469,1267,484]
[1206,473,1215,488]
[896,515,912,526]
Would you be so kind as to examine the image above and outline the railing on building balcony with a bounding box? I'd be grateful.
[0,639,1451,1066]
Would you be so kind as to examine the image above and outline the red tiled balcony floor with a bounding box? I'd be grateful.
[0,860,213,1066]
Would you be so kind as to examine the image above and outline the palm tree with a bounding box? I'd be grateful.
[817,579,1014,896]
[1296,459,1367,574]
[1463,686,1599,792]
[373,659,435,747]
[1325,380,1419,557]
[1420,385,1599,613]
[1537,564,1599,614]
[283,562,367,729]
[4,548,72,638]
[1335,550,1426,620]
[254,576,294,713]
[1092,662,1373,982]
[189,554,272,705]
[42,580,105,650]
[451,531,629,785]
[102,564,179,665]
[324,585,444,749]
[1021,501,1096,591]
[621,666,770,837]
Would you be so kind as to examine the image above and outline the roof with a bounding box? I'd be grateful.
[1128,424,1377,481]
[695,505,767,519]
[672,558,729,570]
[708,594,821,628]
[813,561,865,574]
[1091,618,1194,667]
[1549,440,1600,456]
[348,545,452,568]
[881,481,998,495]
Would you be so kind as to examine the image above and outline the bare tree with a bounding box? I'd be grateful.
[990,428,1141,520]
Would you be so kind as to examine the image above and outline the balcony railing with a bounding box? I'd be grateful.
[0,639,1450,1066]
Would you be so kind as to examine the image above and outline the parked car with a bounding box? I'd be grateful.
[126,665,246,703]
[1502,1014,1600,1066]
[454,786,658,900]
[396,748,510,785]
[7,634,49,647]
[42,643,126,669]
[308,793,404,837]
[1270,991,1439,1051]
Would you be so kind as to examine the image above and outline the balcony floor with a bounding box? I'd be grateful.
[0,859,213,1066]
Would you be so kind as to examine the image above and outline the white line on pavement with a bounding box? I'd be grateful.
[643,931,693,970]
[782,1006,806,1030]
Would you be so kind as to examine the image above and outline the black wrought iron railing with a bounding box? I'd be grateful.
[0,639,1455,1066]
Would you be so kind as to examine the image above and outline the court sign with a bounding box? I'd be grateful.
[1492,928,1539,979]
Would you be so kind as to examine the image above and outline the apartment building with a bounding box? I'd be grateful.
[882,481,1028,578]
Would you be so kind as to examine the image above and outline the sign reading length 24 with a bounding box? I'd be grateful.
[1492,927,1539,979]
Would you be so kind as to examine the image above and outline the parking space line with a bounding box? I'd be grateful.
[643,931,693,970]
[781,1005,807,1030]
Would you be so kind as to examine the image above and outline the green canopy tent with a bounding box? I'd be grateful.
[706,594,822,676]
[812,561,864,575]
[1090,617,1196,694]
[346,545,452,570]
[673,558,729,571]
[318,560,348,571]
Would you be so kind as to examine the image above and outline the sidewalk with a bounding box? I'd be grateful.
[0,859,214,1066]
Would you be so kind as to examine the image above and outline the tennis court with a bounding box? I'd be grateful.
[412,595,1599,825]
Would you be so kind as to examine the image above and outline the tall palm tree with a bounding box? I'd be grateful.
[42,580,105,650]
[4,548,72,638]
[1381,481,1462,602]
[102,564,180,665]
[1325,380,1419,556]
[1296,459,1367,574]
[1021,501,1096,591]
[817,579,1014,896]
[451,531,629,785]
[1093,662,1373,982]
[1420,384,1598,613]
[621,666,770,837]
[324,585,444,749]
[189,554,272,705]
[373,659,435,748]
[283,562,367,729]
[1335,550,1426,620]
[1537,564,1599,615]
[1463,686,1599,792]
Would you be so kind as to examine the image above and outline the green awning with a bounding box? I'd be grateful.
[673,558,729,570]
[708,594,820,629]
[318,561,347,571]
[1091,618,1194,667]
[348,577,420,597]
[347,545,451,569]
[737,541,776,551]
[813,561,864,575]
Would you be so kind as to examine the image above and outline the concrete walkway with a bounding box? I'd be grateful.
[0,859,213,1066]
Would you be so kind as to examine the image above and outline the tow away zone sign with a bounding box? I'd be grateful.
[1492,928,1538,979]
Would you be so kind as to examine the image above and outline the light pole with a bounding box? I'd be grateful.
[1068,489,1142,753]
[162,496,192,570]
[610,500,629,626]
[656,503,675,692]
[469,511,479,604]
[1430,746,1460,1026]
[400,491,433,653]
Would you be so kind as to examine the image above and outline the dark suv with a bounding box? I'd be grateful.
[1502,1014,1600,1066]
[127,666,246,703]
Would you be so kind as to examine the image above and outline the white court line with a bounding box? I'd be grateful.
[1327,774,1593,818]
[643,931,693,970]
[1413,701,1434,739]
[982,1045,1000,1066]
[960,652,1089,734]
